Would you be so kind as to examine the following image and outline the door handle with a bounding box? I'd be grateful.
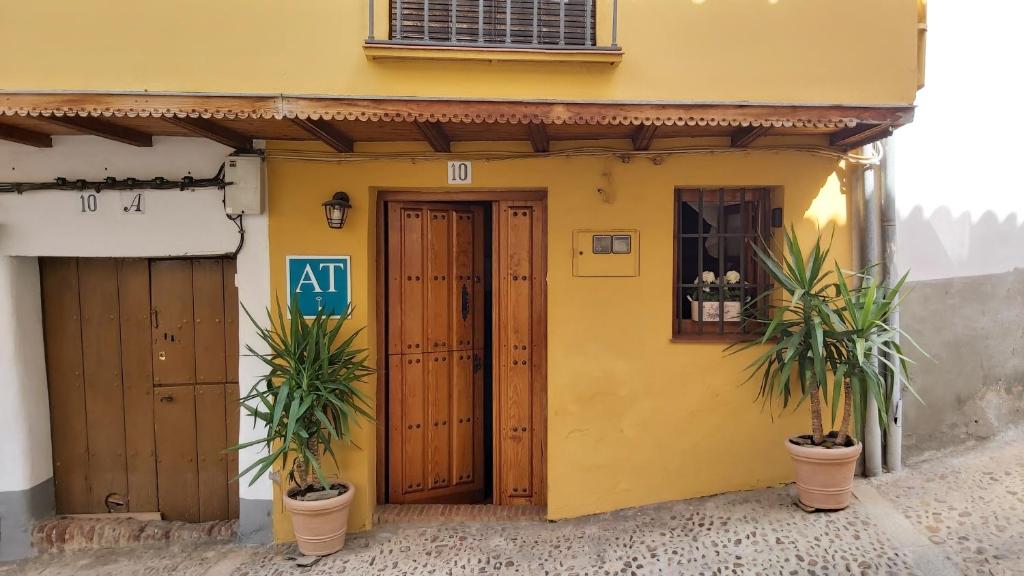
[461,284,470,322]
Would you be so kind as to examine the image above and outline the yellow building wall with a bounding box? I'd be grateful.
[265,139,852,540]
[1,0,918,105]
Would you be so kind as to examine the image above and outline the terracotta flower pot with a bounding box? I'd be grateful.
[283,482,355,556]
[785,438,861,510]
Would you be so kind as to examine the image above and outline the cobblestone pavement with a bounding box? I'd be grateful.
[3,430,1021,576]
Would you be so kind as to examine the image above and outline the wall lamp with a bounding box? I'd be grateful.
[323,191,352,229]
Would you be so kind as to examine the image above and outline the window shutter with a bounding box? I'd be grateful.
[390,0,595,47]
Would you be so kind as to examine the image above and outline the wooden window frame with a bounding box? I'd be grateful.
[671,187,773,342]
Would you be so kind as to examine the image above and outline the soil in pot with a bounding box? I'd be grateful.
[289,483,349,502]
[789,430,857,450]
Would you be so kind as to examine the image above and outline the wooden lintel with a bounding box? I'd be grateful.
[730,125,770,147]
[527,123,549,153]
[830,123,894,148]
[44,116,152,147]
[413,121,451,153]
[632,124,659,151]
[163,116,252,150]
[0,123,52,148]
[290,117,354,153]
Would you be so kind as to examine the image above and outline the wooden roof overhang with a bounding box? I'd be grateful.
[0,93,914,153]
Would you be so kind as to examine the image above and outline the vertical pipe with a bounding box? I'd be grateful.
[424,0,430,40]
[559,0,566,46]
[861,147,884,478]
[452,0,458,42]
[585,0,592,46]
[506,0,511,44]
[396,0,404,39]
[881,137,902,473]
[611,0,619,47]
[368,0,375,40]
[532,0,539,45]
[478,0,484,43]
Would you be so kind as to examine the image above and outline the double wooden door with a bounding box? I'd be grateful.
[385,199,546,506]
[41,257,239,522]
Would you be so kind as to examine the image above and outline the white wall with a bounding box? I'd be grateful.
[0,136,273,501]
[0,256,51,492]
[895,0,1024,282]
[0,137,239,257]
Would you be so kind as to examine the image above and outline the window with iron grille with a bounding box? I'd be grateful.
[389,0,597,48]
[673,188,773,340]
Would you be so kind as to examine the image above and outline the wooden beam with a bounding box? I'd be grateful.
[730,125,770,147]
[43,116,152,147]
[290,117,354,153]
[0,123,52,148]
[632,124,659,151]
[413,121,451,153]
[830,123,894,148]
[527,123,549,153]
[163,116,252,150]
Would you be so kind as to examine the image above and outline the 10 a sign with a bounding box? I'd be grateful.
[447,161,472,184]
[286,256,352,318]
[77,191,146,214]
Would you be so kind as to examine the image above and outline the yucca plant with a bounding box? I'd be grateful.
[232,298,374,495]
[731,226,921,448]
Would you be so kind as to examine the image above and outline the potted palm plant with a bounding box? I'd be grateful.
[232,298,373,556]
[732,228,920,510]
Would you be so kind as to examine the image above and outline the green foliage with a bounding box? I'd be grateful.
[729,226,923,442]
[230,298,374,490]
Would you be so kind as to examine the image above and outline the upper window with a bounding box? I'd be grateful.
[389,0,597,48]
[673,188,773,341]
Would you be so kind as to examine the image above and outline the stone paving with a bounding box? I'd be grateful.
[3,430,1021,576]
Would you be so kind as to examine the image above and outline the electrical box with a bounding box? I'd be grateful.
[224,155,265,215]
[573,229,639,277]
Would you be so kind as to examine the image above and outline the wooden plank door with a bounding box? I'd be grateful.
[495,200,546,506]
[43,257,239,521]
[387,203,486,503]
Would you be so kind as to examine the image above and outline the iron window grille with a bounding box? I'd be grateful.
[673,188,773,340]
[382,0,604,49]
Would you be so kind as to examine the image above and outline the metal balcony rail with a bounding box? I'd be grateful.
[368,0,619,50]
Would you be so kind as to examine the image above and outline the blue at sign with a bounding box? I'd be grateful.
[286,256,351,317]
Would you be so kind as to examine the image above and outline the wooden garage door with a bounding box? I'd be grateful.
[40,257,239,522]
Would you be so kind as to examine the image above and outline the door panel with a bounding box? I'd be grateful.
[426,351,452,491]
[387,203,486,503]
[193,259,226,383]
[154,385,199,522]
[151,260,196,385]
[196,384,229,522]
[40,258,92,514]
[495,201,546,506]
[78,259,129,513]
[117,259,158,513]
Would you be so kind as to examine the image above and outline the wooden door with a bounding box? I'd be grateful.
[41,257,239,522]
[387,203,486,503]
[494,200,546,506]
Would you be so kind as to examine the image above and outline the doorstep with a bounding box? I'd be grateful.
[32,515,237,553]
[373,504,545,527]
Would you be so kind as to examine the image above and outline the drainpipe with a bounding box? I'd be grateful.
[859,146,884,478]
[880,138,902,473]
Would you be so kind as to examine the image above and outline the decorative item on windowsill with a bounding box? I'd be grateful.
[687,270,744,322]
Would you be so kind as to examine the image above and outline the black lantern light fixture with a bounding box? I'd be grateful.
[323,191,352,229]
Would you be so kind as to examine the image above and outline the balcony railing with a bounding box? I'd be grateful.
[368,0,619,50]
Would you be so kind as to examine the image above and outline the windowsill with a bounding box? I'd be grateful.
[670,336,760,345]
[363,42,624,64]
